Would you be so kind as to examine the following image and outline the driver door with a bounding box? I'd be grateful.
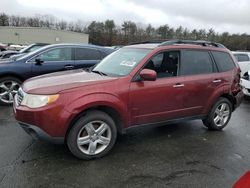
[129,51,185,126]
[30,47,74,77]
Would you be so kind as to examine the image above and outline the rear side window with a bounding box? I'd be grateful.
[234,54,250,62]
[212,51,235,72]
[75,48,102,60]
[180,50,214,76]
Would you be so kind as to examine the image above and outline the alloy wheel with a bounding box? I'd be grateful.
[213,103,230,127]
[77,120,112,155]
[0,80,20,104]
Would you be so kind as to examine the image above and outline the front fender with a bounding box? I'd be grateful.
[64,92,129,128]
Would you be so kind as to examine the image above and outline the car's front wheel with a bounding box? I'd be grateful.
[203,97,232,130]
[0,77,21,105]
[67,110,117,160]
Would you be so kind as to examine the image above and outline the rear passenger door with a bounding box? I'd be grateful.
[74,48,103,69]
[178,50,224,116]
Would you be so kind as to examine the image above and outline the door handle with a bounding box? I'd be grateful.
[173,83,185,88]
[64,65,74,69]
[213,79,222,83]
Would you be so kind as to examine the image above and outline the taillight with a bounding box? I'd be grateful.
[232,68,241,94]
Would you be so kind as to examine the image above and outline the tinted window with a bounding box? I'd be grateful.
[234,54,250,62]
[180,50,214,75]
[36,48,72,62]
[145,51,179,78]
[212,51,235,72]
[75,48,102,60]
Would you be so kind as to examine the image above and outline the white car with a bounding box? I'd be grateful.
[240,71,250,97]
[232,51,250,76]
[232,51,250,97]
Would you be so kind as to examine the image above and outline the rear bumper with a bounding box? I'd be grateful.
[234,90,244,109]
[19,122,64,144]
[240,79,250,96]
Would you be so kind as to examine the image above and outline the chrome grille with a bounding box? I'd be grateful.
[16,88,24,106]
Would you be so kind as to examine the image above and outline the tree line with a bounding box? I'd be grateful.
[0,12,250,50]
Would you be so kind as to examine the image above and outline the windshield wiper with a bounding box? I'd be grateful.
[91,70,108,76]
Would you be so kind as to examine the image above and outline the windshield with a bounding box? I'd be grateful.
[16,45,49,61]
[92,48,150,77]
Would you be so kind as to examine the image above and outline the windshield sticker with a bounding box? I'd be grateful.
[120,60,136,67]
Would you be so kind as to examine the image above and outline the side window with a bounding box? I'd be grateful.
[36,48,72,62]
[212,51,235,72]
[180,50,214,76]
[234,54,250,62]
[75,48,102,60]
[144,51,179,78]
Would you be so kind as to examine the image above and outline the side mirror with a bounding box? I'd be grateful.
[139,69,157,81]
[35,58,44,65]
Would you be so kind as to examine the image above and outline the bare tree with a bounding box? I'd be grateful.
[0,12,249,50]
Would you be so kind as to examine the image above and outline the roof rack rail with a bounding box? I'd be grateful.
[159,40,226,48]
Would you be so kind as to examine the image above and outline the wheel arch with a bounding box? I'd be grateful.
[220,93,236,111]
[0,73,25,82]
[65,105,125,143]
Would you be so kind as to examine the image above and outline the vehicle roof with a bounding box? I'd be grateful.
[123,40,228,51]
[124,43,229,52]
[232,51,250,54]
[45,43,107,48]
[41,43,115,53]
[124,43,159,49]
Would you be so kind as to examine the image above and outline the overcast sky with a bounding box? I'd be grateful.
[1,0,250,34]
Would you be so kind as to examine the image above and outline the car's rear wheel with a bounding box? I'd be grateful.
[67,110,117,160]
[0,77,21,105]
[203,97,232,130]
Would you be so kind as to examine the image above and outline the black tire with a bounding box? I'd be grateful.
[0,77,22,106]
[244,95,250,101]
[67,110,117,160]
[203,97,232,131]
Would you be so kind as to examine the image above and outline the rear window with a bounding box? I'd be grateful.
[180,50,215,76]
[212,51,235,72]
[234,54,250,62]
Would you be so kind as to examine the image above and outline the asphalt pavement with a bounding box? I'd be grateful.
[0,100,250,188]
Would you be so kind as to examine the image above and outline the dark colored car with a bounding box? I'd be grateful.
[14,40,243,159]
[0,43,49,59]
[0,43,114,105]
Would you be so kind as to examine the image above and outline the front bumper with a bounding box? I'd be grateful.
[19,122,64,144]
[13,96,73,143]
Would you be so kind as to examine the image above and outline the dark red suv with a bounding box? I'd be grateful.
[14,40,243,159]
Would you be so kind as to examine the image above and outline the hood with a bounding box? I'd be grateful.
[23,69,117,94]
[1,50,19,55]
[0,58,13,64]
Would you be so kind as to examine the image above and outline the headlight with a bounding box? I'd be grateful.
[21,94,59,108]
